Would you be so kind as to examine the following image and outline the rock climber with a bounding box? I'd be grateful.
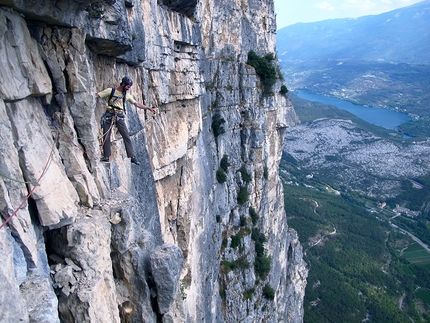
[96,76,156,165]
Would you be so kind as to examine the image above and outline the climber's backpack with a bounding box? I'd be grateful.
[101,88,127,129]
[108,87,127,114]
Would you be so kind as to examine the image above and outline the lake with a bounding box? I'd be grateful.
[295,91,411,130]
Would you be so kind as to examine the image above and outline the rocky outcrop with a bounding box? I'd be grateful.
[0,0,306,322]
[150,244,184,314]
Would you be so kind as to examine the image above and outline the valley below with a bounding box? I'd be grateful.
[276,2,430,320]
[281,96,430,322]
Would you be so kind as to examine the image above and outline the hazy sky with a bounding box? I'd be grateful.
[274,0,425,29]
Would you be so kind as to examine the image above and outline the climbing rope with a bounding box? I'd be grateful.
[0,133,58,230]
[0,102,119,229]
[0,171,38,184]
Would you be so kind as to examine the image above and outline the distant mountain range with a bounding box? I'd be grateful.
[277,0,430,65]
[276,0,430,116]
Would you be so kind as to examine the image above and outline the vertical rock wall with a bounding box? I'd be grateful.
[0,0,307,322]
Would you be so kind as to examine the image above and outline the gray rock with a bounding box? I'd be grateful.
[0,229,29,322]
[0,0,307,322]
[0,7,51,100]
[150,244,184,314]
[20,274,60,323]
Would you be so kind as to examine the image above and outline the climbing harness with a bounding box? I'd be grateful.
[100,112,117,148]
[100,88,126,134]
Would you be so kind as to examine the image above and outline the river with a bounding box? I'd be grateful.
[295,91,411,130]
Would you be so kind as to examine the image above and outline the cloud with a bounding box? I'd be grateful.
[343,0,379,12]
[381,0,415,4]
[344,0,421,13]
[316,1,335,11]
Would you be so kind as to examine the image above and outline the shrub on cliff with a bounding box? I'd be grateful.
[252,228,271,279]
[249,206,259,225]
[237,186,249,205]
[280,85,289,95]
[211,112,225,138]
[216,168,227,183]
[230,234,241,248]
[247,50,277,89]
[263,284,275,300]
[216,154,231,183]
[239,165,252,184]
[220,154,231,172]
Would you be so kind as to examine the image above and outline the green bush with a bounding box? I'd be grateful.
[243,288,255,300]
[212,113,225,138]
[249,207,259,225]
[220,154,231,172]
[237,186,249,205]
[262,284,275,300]
[264,53,275,61]
[247,50,277,89]
[219,285,226,300]
[280,85,289,95]
[217,154,231,183]
[86,2,104,18]
[216,168,227,183]
[253,236,266,257]
[180,281,187,300]
[252,228,267,255]
[255,255,271,279]
[276,65,285,81]
[235,256,250,269]
[239,165,252,184]
[240,215,247,226]
[231,234,241,248]
[222,256,249,271]
[252,228,271,278]
[263,166,269,180]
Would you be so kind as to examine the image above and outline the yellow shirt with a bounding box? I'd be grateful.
[98,88,136,111]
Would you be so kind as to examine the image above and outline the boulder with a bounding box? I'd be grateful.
[150,244,184,314]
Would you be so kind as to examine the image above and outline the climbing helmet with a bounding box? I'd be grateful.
[121,76,133,86]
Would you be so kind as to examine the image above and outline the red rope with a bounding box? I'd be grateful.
[0,133,58,230]
[1,111,117,229]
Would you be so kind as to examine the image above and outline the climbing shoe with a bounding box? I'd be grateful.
[100,156,109,163]
[131,157,140,165]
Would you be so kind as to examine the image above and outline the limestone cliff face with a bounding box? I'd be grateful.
[0,0,307,322]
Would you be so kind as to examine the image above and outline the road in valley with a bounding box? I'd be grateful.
[390,222,430,254]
